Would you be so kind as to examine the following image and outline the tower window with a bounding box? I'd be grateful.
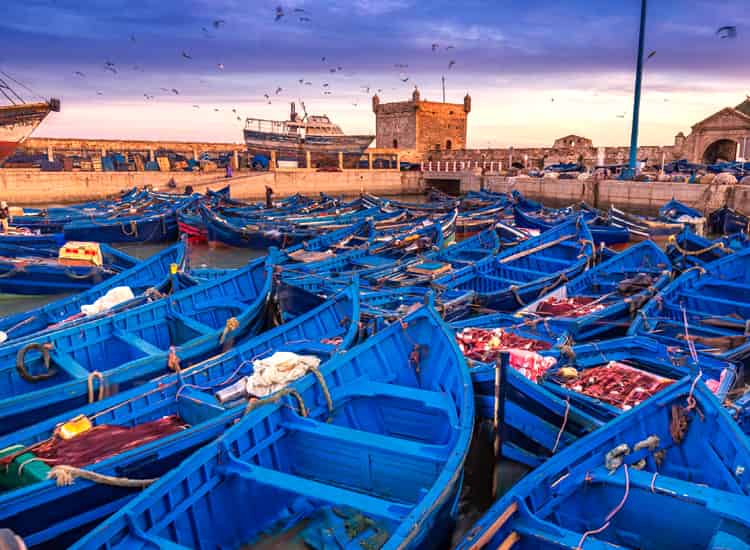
[393,139,398,148]
[446,139,452,150]
[435,144,441,151]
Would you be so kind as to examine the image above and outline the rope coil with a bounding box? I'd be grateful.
[48,465,156,488]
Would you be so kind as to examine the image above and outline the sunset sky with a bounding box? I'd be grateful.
[2,0,748,147]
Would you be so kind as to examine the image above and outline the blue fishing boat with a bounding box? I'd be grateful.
[544,336,736,423]
[0,244,138,296]
[435,218,596,312]
[0,255,273,435]
[708,205,750,235]
[0,242,186,343]
[0,231,65,249]
[514,206,630,246]
[0,284,360,549]
[451,316,601,466]
[665,227,746,271]
[70,305,474,550]
[659,198,706,235]
[515,240,672,341]
[606,205,683,241]
[456,375,750,550]
[629,246,750,365]
[63,209,180,244]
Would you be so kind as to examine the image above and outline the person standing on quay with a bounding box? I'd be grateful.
[0,201,10,233]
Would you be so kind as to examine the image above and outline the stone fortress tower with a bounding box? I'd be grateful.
[372,87,470,155]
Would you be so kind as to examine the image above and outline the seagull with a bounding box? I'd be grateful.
[304,81,313,86]
[324,91,332,95]
[337,66,342,71]
[217,63,225,70]
[400,76,409,82]
[171,88,180,95]
[275,87,283,94]
[329,68,336,73]
[394,63,408,68]
[448,60,456,69]
[181,51,192,59]
[236,116,241,121]
[96,91,104,95]
[104,66,118,74]
[144,93,154,99]
[716,25,737,39]
[74,71,86,77]
[647,50,656,59]
[361,85,370,93]
[130,33,136,42]
[201,26,210,34]
[212,19,225,29]
[275,6,284,21]
[214,108,220,112]
[294,8,306,12]
[431,43,439,51]
[321,56,326,62]
[446,45,455,50]
[298,78,304,84]
[323,83,329,87]
[300,17,311,22]
[551,97,555,102]
[104,60,116,67]
[160,87,170,92]
[264,93,270,99]
[232,108,237,113]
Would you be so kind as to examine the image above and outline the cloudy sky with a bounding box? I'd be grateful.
[2,0,748,147]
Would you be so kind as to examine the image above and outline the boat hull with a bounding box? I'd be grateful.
[0,102,54,165]
[244,129,374,168]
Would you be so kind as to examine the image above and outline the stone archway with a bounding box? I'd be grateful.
[702,139,738,164]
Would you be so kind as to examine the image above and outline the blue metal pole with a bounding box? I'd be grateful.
[625,0,648,179]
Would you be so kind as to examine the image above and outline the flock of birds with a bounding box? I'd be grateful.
[67,8,740,126]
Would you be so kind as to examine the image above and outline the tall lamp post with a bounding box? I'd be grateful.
[624,0,648,180]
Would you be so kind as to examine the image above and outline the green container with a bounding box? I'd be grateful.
[0,444,51,490]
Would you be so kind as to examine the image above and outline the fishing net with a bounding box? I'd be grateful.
[562,362,673,410]
[0,415,187,469]
[535,296,605,317]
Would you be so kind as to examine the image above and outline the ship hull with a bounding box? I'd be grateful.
[0,103,53,165]
[244,129,374,168]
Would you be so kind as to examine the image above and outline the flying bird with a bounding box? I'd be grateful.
[275,6,284,21]
[394,63,408,68]
[298,78,304,84]
[446,45,455,50]
[300,17,311,22]
[264,93,270,99]
[294,8,306,12]
[716,26,737,39]
[323,83,329,87]
[217,63,225,70]
[237,116,241,121]
[104,60,116,67]
[321,56,326,62]
[551,97,555,102]
[337,66,342,71]
[232,108,237,113]
[104,66,118,74]
[431,43,439,51]
[212,19,225,29]
[647,50,656,59]
[201,26,210,33]
[448,60,456,69]
[400,76,409,82]
[275,87,283,94]
[74,71,86,77]
[181,51,192,59]
[304,81,313,86]
[96,91,104,95]
[130,33,136,42]
[160,87,170,92]
[324,91,332,95]
[144,93,154,99]
[171,88,180,95]
[193,104,200,108]
[214,108,220,112]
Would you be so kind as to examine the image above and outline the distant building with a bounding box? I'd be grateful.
[372,88,471,154]
[680,98,750,163]
[552,135,593,149]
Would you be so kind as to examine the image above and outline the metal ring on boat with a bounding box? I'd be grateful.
[16,343,58,383]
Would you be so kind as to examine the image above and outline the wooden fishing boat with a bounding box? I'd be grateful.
[451,316,601,467]
[0,242,186,343]
[0,231,65,250]
[659,198,706,235]
[514,206,630,246]
[0,243,138,296]
[63,209,181,244]
[666,227,749,271]
[456,375,750,550]
[606,205,683,241]
[629,246,750,366]
[515,241,672,341]
[0,255,273,435]
[435,218,596,312]
[544,336,736,423]
[69,305,474,550]
[708,205,750,235]
[0,283,361,549]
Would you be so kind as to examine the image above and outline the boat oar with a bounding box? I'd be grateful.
[492,353,508,500]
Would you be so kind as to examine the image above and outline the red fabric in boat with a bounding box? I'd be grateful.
[535,296,605,317]
[563,362,673,410]
[0,415,187,469]
[456,327,551,364]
